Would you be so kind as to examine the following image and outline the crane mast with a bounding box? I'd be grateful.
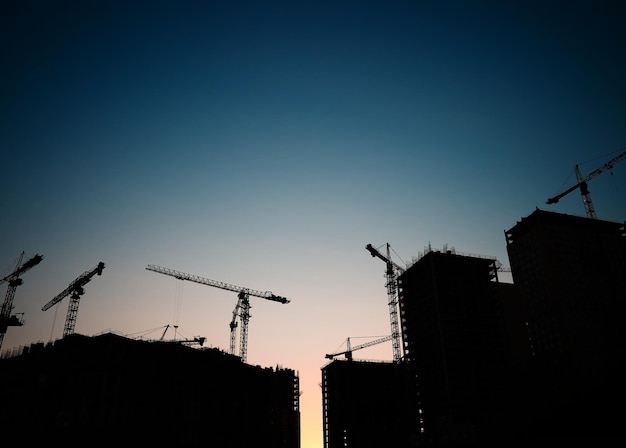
[42,262,105,337]
[546,149,626,219]
[145,264,290,363]
[366,243,405,363]
[229,290,251,360]
[0,252,44,351]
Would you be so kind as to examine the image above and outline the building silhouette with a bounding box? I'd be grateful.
[505,208,626,438]
[0,332,300,447]
[397,248,525,446]
[321,358,420,448]
[322,209,626,448]
[321,246,528,447]
[321,208,626,445]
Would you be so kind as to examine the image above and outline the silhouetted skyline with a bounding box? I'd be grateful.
[2,2,625,447]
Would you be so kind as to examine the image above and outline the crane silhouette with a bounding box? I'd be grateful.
[546,149,626,219]
[146,264,290,363]
[366,243,406,363]
[42,262,105,337]
[0,252,44,351]
[325,335,393,361]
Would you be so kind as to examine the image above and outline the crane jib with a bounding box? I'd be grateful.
[145,265,291,303]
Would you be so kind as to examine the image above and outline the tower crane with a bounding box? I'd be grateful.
[366,243,406,363]
[0,252,44,351]
[145,264,291,363]
[325,335,393,361]
[546,149,626,219]
[42,261,105,337]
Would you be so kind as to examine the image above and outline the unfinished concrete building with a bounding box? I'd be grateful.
[397,247,526,445]
[321,245,528,447]
[505,208,626,438]
[0,332,300,447]
[321,358,420,448]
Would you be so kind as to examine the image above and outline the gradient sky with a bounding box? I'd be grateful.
[2,1,625,446]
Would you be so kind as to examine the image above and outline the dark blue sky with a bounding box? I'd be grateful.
[2,1,625,446]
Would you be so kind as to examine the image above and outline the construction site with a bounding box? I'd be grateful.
[2,150,626,447]
[0,331,300,447]
[0,261,300,448]
[321,151,626,447]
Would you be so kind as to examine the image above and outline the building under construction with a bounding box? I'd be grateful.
[505,208,626,438]
[0,332,300,447]
[322,206,626,445]
[397,247,526,446]
[321,245,528,447]
[321,358,420,448]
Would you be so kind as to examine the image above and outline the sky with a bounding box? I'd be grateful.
[1,0,625,446]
